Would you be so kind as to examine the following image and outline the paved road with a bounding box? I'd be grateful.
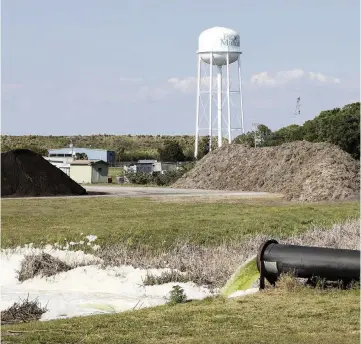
[2,185,275,200]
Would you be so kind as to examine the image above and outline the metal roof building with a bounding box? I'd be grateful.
[48,148,115,165]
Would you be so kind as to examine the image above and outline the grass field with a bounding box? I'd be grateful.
[2,288,359,344]
[2,197,360,344]
[2,198,359,249]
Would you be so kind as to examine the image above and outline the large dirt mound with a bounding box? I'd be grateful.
[173,141,360,202]
[1,149,87,197]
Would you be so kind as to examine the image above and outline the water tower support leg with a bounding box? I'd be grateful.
[238,56,245,134]
[194,55,201,159]
[226,53,231,143]
[209,53,213,152]
[217,66,222,148]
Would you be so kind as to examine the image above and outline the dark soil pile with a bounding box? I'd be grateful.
[173,141,360,202]
[1,149,87,197]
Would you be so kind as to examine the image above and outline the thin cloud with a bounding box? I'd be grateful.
[308,72,340,84]
[168,76,226,94]
[251,69,341,86]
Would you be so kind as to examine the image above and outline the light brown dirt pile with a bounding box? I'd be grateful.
[173,141,360,201]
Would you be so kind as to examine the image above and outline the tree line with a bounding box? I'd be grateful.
[1,102,359,161]
[234,102,360,160]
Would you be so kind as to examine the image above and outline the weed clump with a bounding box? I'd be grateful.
[17,253,72,282]
[143,270,192,286]
[1,295,48,325]
[275,273,304,292]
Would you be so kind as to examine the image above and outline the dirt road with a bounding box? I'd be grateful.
[2,185,276,200]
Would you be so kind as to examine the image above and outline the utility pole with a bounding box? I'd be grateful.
[252,122,261,148]
[294,97,301,125]
[69,139,74,161]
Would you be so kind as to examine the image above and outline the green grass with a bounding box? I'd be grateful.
[1,197,359,250]
[2,289,359,344]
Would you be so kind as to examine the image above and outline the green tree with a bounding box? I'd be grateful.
[234,124,272,147]
[75,153,88,160]
[158,140,185,162]
[200,135,210,157]
[269,125,304,146]
[302,103,360,159]
[257,124,272,146]
[1,145,11,153]
[197,136,218,159]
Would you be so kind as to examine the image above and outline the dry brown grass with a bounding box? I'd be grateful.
[11,219,358,288]
[286,220,360,249]
[142,270,192,286]
[273,272,360,292]
[1,296,48,325]
[274,273,304,292]
[17,253,72,282]
[99,219,360,289]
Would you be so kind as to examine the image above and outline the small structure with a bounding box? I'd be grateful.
[43,157,72,176]
[134,160,177,174]
[136,160,158,173]
[69,160,109,184]
[48,148,115,166]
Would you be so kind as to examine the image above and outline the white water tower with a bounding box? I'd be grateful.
[194,26,245,158]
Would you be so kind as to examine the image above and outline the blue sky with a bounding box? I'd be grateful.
[2,0,360,136]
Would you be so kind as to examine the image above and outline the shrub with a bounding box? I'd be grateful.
[125,172,154,185]
[167,285,187,305]
[153,171,184,186]
[125,165,195,186]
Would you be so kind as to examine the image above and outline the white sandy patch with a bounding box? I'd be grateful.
[1,246,212,321]
[86,235,98,243]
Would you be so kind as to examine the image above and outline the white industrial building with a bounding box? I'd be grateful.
[43,157,72,176]
[69,160,109,184]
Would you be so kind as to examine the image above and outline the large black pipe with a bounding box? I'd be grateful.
[257,240,360,289]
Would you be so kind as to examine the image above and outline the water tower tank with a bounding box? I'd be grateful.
[198,27,241,66]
